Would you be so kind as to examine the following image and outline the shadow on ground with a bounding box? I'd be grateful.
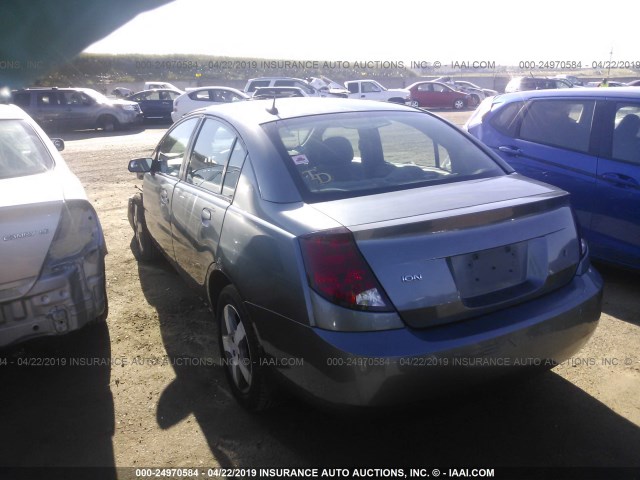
[0,320,116,477]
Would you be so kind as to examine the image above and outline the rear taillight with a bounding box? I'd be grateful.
[43,200,105,275]
[299,227,393,311]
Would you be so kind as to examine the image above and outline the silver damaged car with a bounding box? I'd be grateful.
[0,104,107,348]
[128,97,602,410]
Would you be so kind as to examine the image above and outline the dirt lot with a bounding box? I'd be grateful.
[0,110,639,478]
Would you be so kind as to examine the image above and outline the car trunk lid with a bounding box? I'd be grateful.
[310,175,580,327]
[0,173,63,302]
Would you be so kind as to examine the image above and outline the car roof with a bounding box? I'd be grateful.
[183,86,247,95]
[406,80,446,87]
[186,97,416,125]
[495,86,640,102]
[132,88,182,93]
[0,103,31,120]
[247,77,308,81]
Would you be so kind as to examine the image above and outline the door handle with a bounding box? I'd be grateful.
[160,189,169,205]
[201,208,213,223]
[600,172,639,188]
[498,146,522,156]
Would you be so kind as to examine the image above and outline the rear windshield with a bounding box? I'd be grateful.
[264,111,505,201]
[0,119,54,179]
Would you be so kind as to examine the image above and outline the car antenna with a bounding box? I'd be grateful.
[266,95,278,115]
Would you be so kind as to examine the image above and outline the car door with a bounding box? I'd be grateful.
[171,117,246,285]
[414,83,433,107]
[137,90,176,119]
[59,90,95,130]
[143,117,201,260]
[130,91,153,117]
[160,91,180,118]
[359,81,382,99]
[34,91,65,129]
[592,101,640,267]
[493,98,598,231]
[431,83,452,107]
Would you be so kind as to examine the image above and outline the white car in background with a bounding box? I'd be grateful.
[0,104,107,348]
[171,86,248,122]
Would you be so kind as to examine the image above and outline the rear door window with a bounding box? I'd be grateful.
[185,118,237,194]
[12,92,31,108]
[489,101,525,136]
[519,99,595,153]
[611,104,640,164]
[0,120,53,179]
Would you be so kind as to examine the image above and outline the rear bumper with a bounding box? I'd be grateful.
[250,266,603,407]
[0,254,107,348]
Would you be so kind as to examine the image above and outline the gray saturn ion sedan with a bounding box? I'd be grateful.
[0,104,107,348]
[128,97,603,411]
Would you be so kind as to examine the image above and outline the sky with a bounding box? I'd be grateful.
[84,0,634,70]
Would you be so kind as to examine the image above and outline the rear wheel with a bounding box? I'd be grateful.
[453,99,465,110]
[217,285,276,411]
[410,100,420,108]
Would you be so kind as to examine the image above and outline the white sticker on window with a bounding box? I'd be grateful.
[291,154,309,165]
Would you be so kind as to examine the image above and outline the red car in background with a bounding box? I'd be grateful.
[407,81,472,109]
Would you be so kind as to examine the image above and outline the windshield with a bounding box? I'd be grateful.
[265,111,505,202]
[0,119,54,179]
[82,88,110,103]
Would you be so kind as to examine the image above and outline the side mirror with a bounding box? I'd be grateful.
[128,158,153,172]
[128,158,153,179]
[51,138,65,151]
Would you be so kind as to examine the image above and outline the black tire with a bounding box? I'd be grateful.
[453,99,465,110]
[217,285,276,411]
[410,100,420,108]
[98,115,119,132]
[129,194,157,262]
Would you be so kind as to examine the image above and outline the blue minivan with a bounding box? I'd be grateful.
[465,87,640,270]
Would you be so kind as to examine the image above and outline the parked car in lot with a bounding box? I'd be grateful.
[144,81,183,92]
[627,79,640,87]
[406,81,471,109]
[112,87,133,98]
[552,75,585,86]
[126,89,182,123]
[433,77,498,105]
[252,86,308,99]
[465,87,640,270]
[244,77,344,98]
[344,79,411,104]
[307,76,350,98]
[0,104,108,348]
[171,86,248,122]
[127,97,602,410]
[11,87,143,132]
[586,80,626,87]
[504,76,575,93]
[453,80,498,103]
